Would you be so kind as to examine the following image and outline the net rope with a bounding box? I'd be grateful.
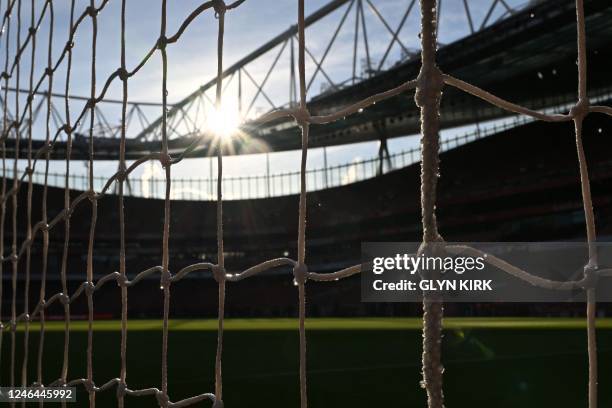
[0,0,609,407]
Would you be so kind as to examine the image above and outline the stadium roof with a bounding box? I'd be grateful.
[5,0,612,159]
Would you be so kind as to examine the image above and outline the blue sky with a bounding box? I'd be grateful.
[3,0,525,195]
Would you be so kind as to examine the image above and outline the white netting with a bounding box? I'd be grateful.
[0,0,610,407]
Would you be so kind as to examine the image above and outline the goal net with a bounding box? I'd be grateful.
[0,0,609,407]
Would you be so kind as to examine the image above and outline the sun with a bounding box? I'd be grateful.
[206,104,240,140]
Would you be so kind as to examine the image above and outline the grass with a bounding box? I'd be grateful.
[20,316,612,331]
[2,317,611,407]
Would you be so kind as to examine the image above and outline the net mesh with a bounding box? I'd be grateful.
[0,0,610,407]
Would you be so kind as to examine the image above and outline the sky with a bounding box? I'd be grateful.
[1,0,527,197]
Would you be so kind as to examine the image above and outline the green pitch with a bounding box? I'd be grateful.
[27,316,612,331]
[3,318,612,407]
